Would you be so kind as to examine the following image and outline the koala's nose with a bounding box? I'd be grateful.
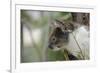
[48,44,54,49]
[63,32,69,40]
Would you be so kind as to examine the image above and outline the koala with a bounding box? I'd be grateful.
[48,19,89,60]
[48,20,74,50]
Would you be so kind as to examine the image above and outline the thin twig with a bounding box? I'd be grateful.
[71,33,85,60]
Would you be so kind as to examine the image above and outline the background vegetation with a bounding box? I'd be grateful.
[21,10,90,62]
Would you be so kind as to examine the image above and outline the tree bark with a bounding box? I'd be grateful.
[72,13,89,26]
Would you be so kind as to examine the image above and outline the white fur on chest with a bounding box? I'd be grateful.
[57,26,89,59]
[63,26,89,59]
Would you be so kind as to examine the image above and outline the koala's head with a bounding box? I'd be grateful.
[48,19,74,51]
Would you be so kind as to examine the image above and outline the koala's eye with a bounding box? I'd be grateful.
[52,36,56,42]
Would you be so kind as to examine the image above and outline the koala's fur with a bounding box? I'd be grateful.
[48,20,89,60]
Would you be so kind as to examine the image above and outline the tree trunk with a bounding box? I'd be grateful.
[72,13,89,26]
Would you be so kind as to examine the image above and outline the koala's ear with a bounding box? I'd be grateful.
[49,19,64,28]
[49,21,56,29]
[55,19,65,27]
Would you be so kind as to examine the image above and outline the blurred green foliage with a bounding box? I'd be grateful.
[47,49,65,61]
[21,10,72,63]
